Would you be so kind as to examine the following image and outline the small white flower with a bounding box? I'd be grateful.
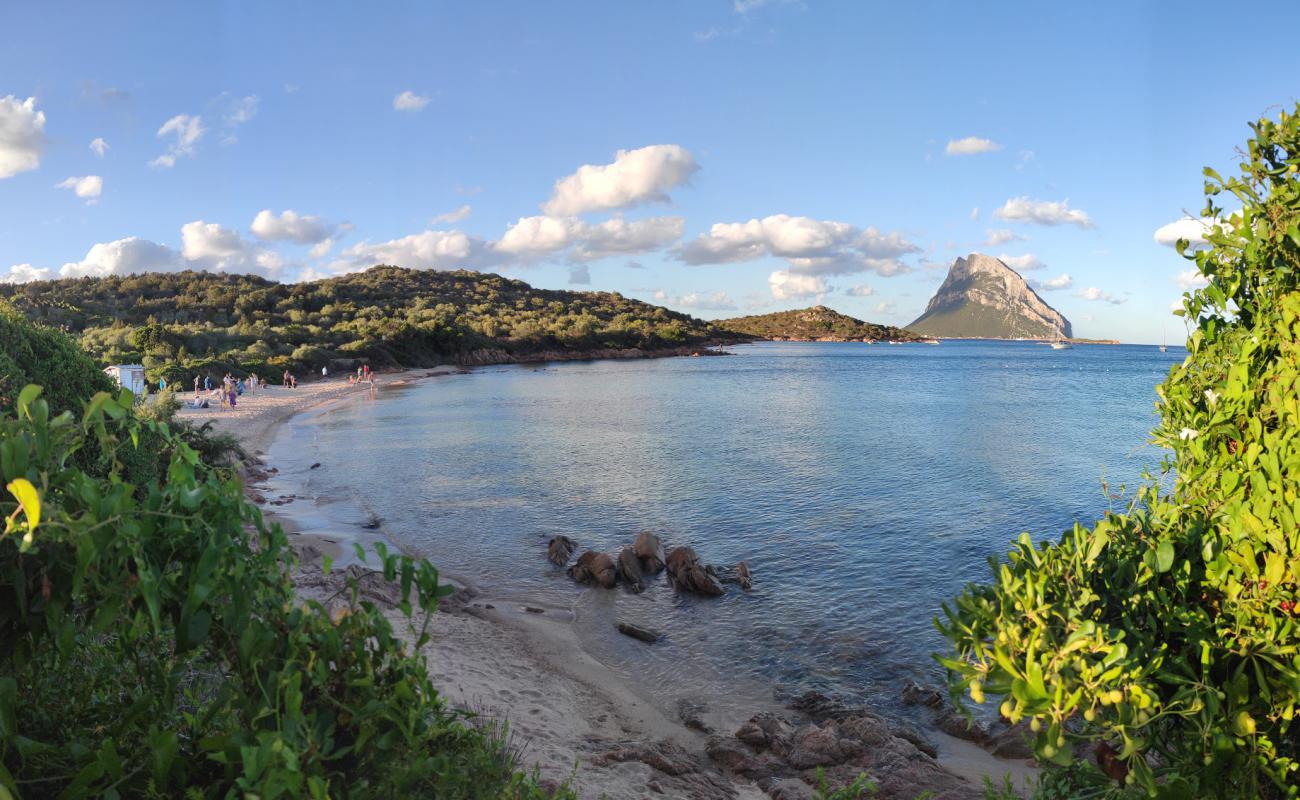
[1179,428,1199,441]
[1204,389,1219,406]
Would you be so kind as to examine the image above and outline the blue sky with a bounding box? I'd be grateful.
[2,1,1297,343]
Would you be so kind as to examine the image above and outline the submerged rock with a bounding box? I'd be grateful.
[618,546,645,591]
[737,561,752,590]
[547,535,577,566]
[617,621,660,643]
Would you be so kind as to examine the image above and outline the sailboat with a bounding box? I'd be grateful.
[1159,324,1168,353]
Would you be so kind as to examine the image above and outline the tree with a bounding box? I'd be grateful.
[938,105,1300,797]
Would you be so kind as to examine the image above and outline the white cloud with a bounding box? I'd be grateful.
[1,263,52,283]
[393,90,430,111]
[1175,269,1209,289]
[984,228,1022,246]
[654,289,736,311]
[150,114,203,168]
[1153,216,1234,249]
[995,196,1093,228]
[432,204,472,224]
[0,96,46,178]
[308,238,336,259]
[845,284,874,297]
[334,229,484,273]
[496,215,683,262]
[873,301,897,315]
[1029,273,1073,291]
[250,209,338,244]
[89,137,109,158]
[768,270,827,300]
[59,237,185,279]
[997,252,1046,271]
[182,220,283,276]
[56,175,103,203]
[969,206,980,221]
[1076,286,1126,305]
[219,95,258,143]
[543,144,698,216]
[945,136,1001,156]
[568,265,591,285]
[678,214,919,278]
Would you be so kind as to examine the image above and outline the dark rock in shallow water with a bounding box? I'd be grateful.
[567,551,598,583]
[617,621,660,643]
[634,531,666,574]
[547,535,576,566]
[618,546,644,591]
[676,698,713,733]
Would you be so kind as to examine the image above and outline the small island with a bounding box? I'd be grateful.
[716,305,930,343]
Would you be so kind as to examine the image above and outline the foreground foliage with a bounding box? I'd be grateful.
[0,384,567,798]
[938,107,1300,797]
[0,267,734,385]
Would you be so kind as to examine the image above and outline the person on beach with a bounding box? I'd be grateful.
[204,375,212,391]
[321,366,328,378]
[357,365,363,381]
[282,370,290,387]
[159,376,167,391]
[194,375,201,396]
[290,374,297,389]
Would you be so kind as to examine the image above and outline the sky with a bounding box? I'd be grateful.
[1,1,1297,344]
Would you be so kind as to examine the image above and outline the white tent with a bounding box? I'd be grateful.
[104,364,147,395]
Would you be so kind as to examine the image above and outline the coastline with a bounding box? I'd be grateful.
[200,358,1037,799]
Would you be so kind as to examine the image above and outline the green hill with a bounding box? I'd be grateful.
[716,305,924,342]
[0,266,738,383]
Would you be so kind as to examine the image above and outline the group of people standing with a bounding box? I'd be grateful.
[189,372,265,409]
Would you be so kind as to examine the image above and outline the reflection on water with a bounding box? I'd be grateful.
[269,341,1182,715]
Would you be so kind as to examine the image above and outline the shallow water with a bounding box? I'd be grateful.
[269,340,1183,716]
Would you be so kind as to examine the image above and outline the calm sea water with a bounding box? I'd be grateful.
[269,340,1183,717]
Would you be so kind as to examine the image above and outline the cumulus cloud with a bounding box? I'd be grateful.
[432,204,472,224]
[543,144,698,216]
[1153,216,1236,249]
[1028,273,1073,291]
[945,136,1001,156]
[768,270,827,300]
[984,228,1021,246]
[0,96,46,178]
[654,289,736,311]
[89,137,109,158]
[678,214,919,278]
[995,197,1093,228]
[1175,269,1209,289]
[150,114,203,168]
[873,301,897,315]
[393,90,430,111]
[59,237,185,279]
[997,252,1045,272]
[334,229,485,273]
[308,238,337,259]
[56,175,103,203]
[1076,286,1126,305]
[250,209,338,244]
[182,220,284,275]
[1,263,52,283]
[568,265,591,285]
[496,215,684,262]
[845,284,874,297]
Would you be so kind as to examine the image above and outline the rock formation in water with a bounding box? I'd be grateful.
[717,306,925,342]
[909,253,1072,339]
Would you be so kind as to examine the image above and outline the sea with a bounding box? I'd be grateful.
[267,340,1184,721]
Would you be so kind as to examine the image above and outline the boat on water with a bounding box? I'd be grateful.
[1050,341,1072,350]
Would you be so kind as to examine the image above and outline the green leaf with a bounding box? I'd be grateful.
[1155,540,1175,573]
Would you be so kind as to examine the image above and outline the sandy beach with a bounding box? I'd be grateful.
[203,366,1036,800]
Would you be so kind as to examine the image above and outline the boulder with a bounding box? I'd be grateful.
[567,551,598,584]
[588,552,618,588]
[737,561,752,590]
[634,531,667,573]
[901,680,946,709]
[679,563,725,597]
[785,723,846,769]
[665,545,699,578]
[547,535,577,566]
[618,546,645,591]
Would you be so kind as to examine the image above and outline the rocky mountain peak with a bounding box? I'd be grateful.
[908,253,1072,339]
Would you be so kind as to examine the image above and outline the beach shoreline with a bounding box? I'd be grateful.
[197,360,1036,799]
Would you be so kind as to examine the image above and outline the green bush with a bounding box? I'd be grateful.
[937,107,1300,796]
[0,303,114,415]
[0,386,568,799]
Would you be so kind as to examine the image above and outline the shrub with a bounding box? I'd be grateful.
[0,386,569,799]
[0,302,114,415]
[937,107,1300,796]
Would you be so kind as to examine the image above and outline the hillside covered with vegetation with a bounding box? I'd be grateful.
[0,266,739,384]
[717,306,925,342]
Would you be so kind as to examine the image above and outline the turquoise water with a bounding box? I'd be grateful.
[271,340,1183,714]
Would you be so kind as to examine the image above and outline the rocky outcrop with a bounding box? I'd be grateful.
[909,253,1072,339]
[567,551,617,587]
[666,546,724,597]
[634,532,666,574]
[618,546,645,591]
[706,709,981,800]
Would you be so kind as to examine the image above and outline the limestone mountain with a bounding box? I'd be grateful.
[909,253,1072,339]
[717,305,924,342]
